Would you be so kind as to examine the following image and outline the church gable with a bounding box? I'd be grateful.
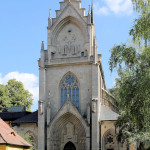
[51,1,87,26]
[47,1,89,60]
[49,100,89,128]
[52,18,87,59]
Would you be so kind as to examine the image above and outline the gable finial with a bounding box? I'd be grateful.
[49,9,51,19]
[41,41,44,50]
[48,9,52,28]
[91,0,94,24]
[88,4,91,24]
[88,5,91,15]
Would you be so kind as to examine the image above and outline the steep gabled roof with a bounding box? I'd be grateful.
[12,111,38,124]
[0,118,32,147]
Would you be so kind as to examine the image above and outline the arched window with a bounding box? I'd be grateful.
[103,129,116,150]
[60,72,79,109]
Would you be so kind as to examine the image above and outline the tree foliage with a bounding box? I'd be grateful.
[0,85,11,112]
[130,0,150,48]
[23,132,37,150]
[130,13,150,47]
[0,79,33,112]
[109,45,150,149]
[109,0,150,149]
[131,0,150,15]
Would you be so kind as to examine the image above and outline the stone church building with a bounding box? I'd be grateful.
[38,0,125,150]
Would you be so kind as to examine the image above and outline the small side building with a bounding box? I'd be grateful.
[0,118,32,150]
[12,111,38,149]
[0,105,31,125]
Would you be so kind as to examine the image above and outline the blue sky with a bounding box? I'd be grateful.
[0,0,136,111]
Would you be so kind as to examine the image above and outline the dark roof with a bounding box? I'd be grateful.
[0,112,31,121]
[0,118,32,147]
[12,111,38,124]
[8,105,26,112]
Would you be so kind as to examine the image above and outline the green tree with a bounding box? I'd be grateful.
[131,0,150,15]
[130,0,150,48]
[23,132,37,150]
[109,45,150,149]
[130,14,150,47]
[0,79,33,112]
[0,84,11,112]
[109,0,150,148]
[129,13,150,47]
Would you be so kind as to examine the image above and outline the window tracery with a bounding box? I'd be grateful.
[103,130,115,150]
[60,72,79,109]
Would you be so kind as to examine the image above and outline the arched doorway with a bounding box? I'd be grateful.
[64,142,76,150]
[49,112,88,150]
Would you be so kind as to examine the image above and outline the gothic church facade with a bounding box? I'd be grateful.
[38,0,124,150]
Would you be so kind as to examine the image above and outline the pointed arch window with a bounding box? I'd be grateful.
[103,129,115,150]
[60,72,79,109]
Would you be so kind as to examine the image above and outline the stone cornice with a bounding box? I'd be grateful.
[45,61,93,68]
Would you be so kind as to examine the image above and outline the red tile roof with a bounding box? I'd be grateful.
[0,118,32,147]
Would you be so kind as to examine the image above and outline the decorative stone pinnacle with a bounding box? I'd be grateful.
[49,9,51,19]
[88,5,91,14]
[48,9,52,28]
[41,41,44,50]
[91,4,94,24]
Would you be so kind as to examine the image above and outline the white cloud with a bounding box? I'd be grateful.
[94,4,110,15]
[0,72,39,102]
[94,0,133,16]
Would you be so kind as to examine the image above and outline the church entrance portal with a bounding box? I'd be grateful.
[64,142,76,150]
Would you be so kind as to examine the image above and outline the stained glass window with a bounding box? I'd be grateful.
[60,72,79,109]
[64,88,67,102]
[76,87,79,108]
[73,87,75,105]
[69,88,71,100]
[61,88,63,106]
